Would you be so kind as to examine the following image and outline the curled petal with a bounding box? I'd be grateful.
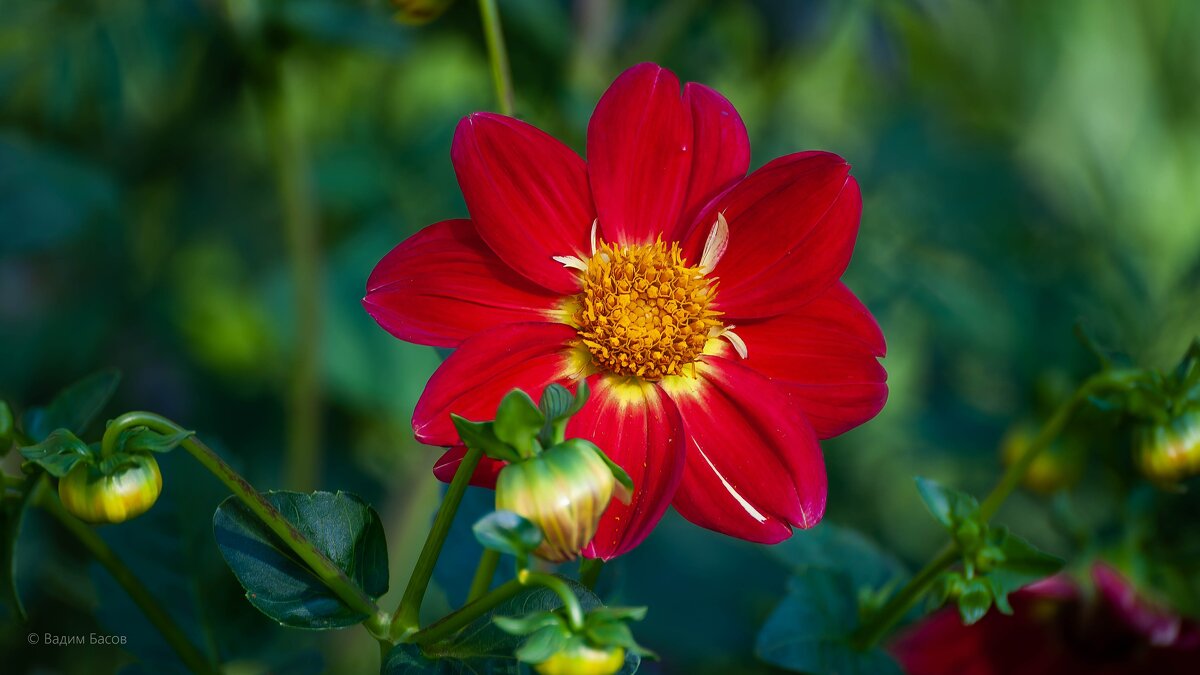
[363,219,562,347]
[432,445,505,488]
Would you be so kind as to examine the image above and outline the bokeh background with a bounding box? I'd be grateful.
[2,0,1199,673]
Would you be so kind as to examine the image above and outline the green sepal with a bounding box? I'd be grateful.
[587,606,648,622]
[514,624,572,664]
[19,429,94,477]
[494,390,546,457]
[493,610,564,636]
[114,427,195,454]
[983,527,1063,613]
[473,510,543,559]
[956,577,993,625]
[97,451,147,477]
[450,415,521,463]
[538,381,590,446]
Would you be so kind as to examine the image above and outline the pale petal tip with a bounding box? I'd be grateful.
[699,212,730,274]
[552,255,589,272]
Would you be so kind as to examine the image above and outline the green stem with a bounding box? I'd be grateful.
[99,413,384,627]
[410,578,525,646]
[33,479,220,675]
[477,0,515,116]
[851,368,1142,650]
[850,545,956,651]
[270,58,323,493]
[391,443,486,638]
[579,558,603,590]
[519,570,584,631]
[467,548,501,603]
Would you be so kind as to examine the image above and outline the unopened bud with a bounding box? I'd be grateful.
[1136,409,1200,484]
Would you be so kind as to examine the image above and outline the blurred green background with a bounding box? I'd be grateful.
[2,0,1199,673]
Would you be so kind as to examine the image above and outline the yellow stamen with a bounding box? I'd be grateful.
[570,238,724,380]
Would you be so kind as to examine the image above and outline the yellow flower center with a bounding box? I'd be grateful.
[572,240,722,380]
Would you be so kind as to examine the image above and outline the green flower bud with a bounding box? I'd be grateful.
[495,441,619,563]
[58,453,162,524]
[1000,423,1081,494]
[534,644,625,675]
[1136,409,1200,484]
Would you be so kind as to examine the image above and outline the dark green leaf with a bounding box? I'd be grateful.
[956,577,993,625]
[493,390,545,456]
[19,429,93,477]
[1,477,35,620]
[213,490,388,629]
[756,570,903,675]
[0,401,13,446]
[21,368,121,442]
[765,522,907,591]
[118,427,195,454]
[985,528,1063,611]
[473,511,543,558]
[514,625,571,664]
[451,416,521,463]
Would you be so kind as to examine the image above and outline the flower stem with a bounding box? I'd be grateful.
[579,558,603,590]
[851,368,1143,651]
[410,578,525,646]
[468,548,501,602]
[520,570,586,631]
[99,412,384,625]
[32,478,220,675]
[477,0,515,116]
[391,444,486,639]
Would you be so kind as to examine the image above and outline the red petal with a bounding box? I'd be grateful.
[412,322,579,446]
[588,63,693,245]
[678,83,750,232]
[683,152,861,317]
[363,219,563,348]
[664,356,826,543]
[451,113,594,295]
[432,445,505,488]
[565,376,686,560]
[736,283,887,438]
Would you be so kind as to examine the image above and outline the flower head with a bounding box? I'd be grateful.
[364,63,887,558]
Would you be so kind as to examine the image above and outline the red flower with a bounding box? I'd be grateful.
[890,564,1200,675]
[363,63,887,559]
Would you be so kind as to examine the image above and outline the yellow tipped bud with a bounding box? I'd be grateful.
[495,442,617,563]
[1136,410,1200,484]
[1000,424,1081,494]
[58,454,163,524]
[534,644,625,675]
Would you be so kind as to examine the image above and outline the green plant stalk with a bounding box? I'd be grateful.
[410,578,525,646]
[519,570,585,631]
[391,443,486,638]
[579,558,603,590]
[99,412,385,629]
[32,479,220,675]
[271,58,324,493]
[851,368,1143,650]
[477,0,515,116]
[467,548,501,603]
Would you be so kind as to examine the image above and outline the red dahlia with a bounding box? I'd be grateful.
[363,63,887,559]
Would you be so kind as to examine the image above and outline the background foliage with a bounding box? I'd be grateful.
[2,0,1198,673]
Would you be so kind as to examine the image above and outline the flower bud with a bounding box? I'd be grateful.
[58,454,163,524]
[1136,409,1200,484]
[1000,424,1081,494]
[495,441,617,563]
[534,644,625,675]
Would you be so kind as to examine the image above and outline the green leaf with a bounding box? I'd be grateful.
[756,570,903,675]
[588,606,648,622]
[493,389,545,457]
[1,477,35,620]
[473,510,543,558]
[117,427,195,454]
[212,490,388,630]
[21,368,121,442]
[538,381,590,446]
[389,577,640,675]
[514,624,571,664]
[956,577,993,625]
[19,429,93,477]
[451,416,521,463]
[492,611,563,636]
[915,477,980,530]
[0,401,13,446]
[985,528,1063,612]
